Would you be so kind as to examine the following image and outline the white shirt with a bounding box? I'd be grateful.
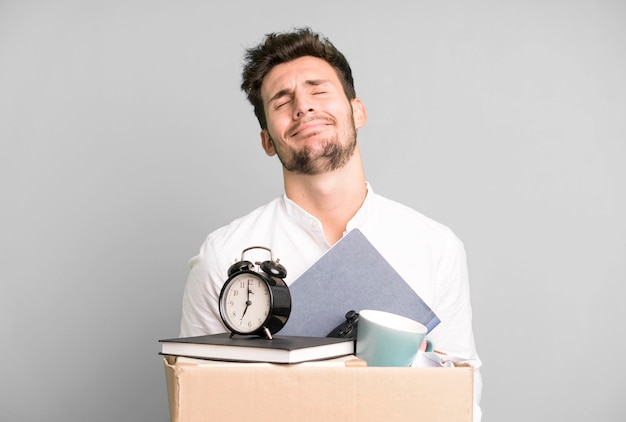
[180,184,482,418]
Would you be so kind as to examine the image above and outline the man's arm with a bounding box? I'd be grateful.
[429,233,482,419]
[180,239,228,337]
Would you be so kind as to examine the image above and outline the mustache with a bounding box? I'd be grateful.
[288,116,335,137]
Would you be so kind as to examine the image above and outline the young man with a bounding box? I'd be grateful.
[180,27,481,418]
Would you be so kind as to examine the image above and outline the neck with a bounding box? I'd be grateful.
[283,146,367,245]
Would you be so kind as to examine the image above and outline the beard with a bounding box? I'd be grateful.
[269,112,358,175]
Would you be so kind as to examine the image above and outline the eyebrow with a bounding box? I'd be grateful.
[268,79,330,104]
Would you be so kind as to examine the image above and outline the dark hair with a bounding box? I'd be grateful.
[241,27,356,129]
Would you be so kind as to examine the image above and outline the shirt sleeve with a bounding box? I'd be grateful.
[428,231,483,416]
[179,237,229,337]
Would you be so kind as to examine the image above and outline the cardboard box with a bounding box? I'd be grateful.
[163,356,473,421]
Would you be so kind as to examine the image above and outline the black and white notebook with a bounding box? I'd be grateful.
[159,333,355,364]
[280,228,440,337]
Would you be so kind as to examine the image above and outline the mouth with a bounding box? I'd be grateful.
[290,118,333,138]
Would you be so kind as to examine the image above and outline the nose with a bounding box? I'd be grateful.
[293,94,314,118]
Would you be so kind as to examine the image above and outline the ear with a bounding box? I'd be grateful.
[351,98,367,129]
[260,130,276,156]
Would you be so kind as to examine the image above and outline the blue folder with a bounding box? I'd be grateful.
[280,229,440,337]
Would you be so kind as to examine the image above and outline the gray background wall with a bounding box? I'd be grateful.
[1,1,624,421]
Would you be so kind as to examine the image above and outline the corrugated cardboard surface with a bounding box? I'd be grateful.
[163,356,473,422]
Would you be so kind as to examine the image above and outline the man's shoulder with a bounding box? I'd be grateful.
[189,195,302,274]
[208,196,285,242]
[372,193,455,236]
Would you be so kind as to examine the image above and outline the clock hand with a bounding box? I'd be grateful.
[240,301,250,321]
[240,281,253,322]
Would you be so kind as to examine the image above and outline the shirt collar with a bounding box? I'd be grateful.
[346,182,374,232]
[280,182,376,238]
[282,194,324,232]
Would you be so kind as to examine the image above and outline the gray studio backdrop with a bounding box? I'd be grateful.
[1,1,625,421]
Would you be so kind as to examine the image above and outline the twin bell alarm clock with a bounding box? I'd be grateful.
[218,246,291,339]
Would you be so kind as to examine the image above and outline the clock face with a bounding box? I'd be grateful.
[220,273,271,334]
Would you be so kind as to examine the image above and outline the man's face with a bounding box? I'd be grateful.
[259,56,366,175]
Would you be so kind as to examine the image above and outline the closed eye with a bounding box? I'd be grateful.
[275,99,290,109]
